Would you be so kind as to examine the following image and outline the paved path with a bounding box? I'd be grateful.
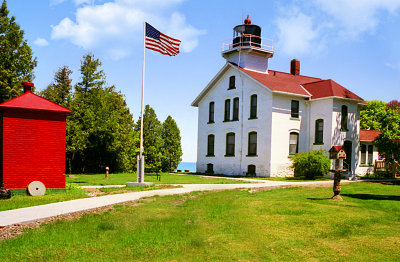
[0,179,354,227]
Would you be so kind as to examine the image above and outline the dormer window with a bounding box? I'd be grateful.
[228,76,236,90]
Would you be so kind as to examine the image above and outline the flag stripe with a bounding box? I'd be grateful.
[145,23,181,56]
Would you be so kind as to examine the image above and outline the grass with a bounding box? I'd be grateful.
[241,176,332,181]
[0,185,88,212]
[66,172,248,186]
[0,173,246,212]
[1,182,399,261]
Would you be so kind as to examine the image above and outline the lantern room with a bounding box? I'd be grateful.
[222,16,274,73]
[0,82,71,191]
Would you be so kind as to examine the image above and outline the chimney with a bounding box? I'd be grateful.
[22,81,34,93]
[290,59,300,75]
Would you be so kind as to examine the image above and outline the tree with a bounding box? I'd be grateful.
[40,66,72,107]
[0,0,36,103]
[75,53,105,93]
[386,100,400,113]
[375,108,400,173]
[360,100,387,130]
[67,53,138,173]
[135,105,163,170]
[161,115,183,172]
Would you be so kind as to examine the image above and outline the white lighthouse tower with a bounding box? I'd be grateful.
[222,16,274,73]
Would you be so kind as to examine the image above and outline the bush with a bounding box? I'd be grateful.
[291,150,330,179]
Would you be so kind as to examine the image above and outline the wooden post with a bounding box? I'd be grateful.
[105,166,109,179]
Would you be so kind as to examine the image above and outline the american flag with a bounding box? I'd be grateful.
[145,23,181,56]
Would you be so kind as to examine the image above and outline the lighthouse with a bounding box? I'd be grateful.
[222,16,274,73]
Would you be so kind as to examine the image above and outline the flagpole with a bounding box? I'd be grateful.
[138,21,146,183]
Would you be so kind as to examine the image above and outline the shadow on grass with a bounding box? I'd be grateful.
[307,197,332,200]
[341,194,400,201]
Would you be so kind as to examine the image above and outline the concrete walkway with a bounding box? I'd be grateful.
[0,180,353,227]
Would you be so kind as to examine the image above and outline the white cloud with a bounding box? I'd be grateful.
[51,0,204,59]
[276,10,323,56]
[34,37,49,47]
[314,0,400,38]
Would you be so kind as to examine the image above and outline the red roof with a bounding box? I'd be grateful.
[0,91,71,113]
[329,145,344,152]
[237,66,319,96]
[302,79,364,101]
[233,63,364,101]
[359,129,381,142]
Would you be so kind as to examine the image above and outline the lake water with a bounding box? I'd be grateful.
[176,162,196,172]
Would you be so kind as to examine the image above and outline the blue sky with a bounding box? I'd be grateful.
[7,0,400,162]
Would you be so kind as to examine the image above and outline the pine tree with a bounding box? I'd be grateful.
[161,115,182,172]
[40,66,72,107]
[135,105,163,170]
[67,53,138,173]
[0,0,36,103]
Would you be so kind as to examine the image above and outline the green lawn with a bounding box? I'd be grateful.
[1,182,399,261]
[67,172,248,186]
[0,185,88,212]
[0,173,246,212]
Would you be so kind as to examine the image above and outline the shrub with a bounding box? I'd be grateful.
[291,150,330,179]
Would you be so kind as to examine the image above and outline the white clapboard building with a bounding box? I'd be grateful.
[192,17,372,177]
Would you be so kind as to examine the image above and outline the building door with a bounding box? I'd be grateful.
[344,140,352,172]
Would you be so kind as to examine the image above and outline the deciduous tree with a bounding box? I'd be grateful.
[360,100,387,130]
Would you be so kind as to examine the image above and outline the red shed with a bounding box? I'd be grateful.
[0,82,71,190]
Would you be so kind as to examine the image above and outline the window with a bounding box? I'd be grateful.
[368,145,373,165]
[247,165,256,176]
[233,97,239,121]
[224,99,230,121]
[361,144,366,165]
[248,132,257,156]
[226,132,235,156]
[250,94,257,119]
[341,105,348,131]
[207,134,215,156]
[291,100,299,118]
[315,119,324,144]
[208,102,214,123]
[206,163,214,174]
[289,132,299,155]
[229,76,236,89]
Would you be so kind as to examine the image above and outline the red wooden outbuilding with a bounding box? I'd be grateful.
[0,82,71,190]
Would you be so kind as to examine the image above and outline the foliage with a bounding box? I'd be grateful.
[161,115,183,172]
[375,108,400,171]
[0,0,36,103]
[360,100,387,130]
[66,54,138,173]
[386,99,400,113]
[291,150,330,179]
[40,66,72,107]
[135,105,163,170]
[1,183,399,261]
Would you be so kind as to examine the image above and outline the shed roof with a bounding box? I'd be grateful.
[359,129,381,142]
[0,91,71,113]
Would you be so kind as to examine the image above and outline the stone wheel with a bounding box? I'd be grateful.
[27,181,46,196]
